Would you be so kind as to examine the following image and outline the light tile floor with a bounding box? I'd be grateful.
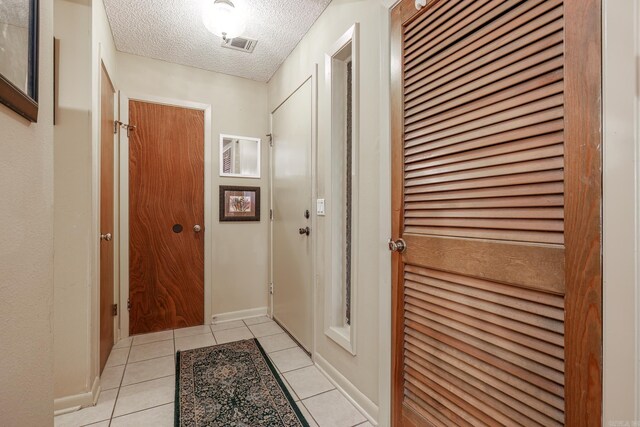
[54,316,371,427]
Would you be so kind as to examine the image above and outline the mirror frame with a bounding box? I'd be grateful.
[219,134,262,179]
[0,0,40,122]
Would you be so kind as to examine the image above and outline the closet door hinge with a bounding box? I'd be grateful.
[269,283,274,295]
[270,209,273,221]
[113,120,118,134]
[127,299,131,311]
[267,133,273,147]
[112,304,118,316]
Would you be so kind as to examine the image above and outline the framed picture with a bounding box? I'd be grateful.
[0,0,40,122]
[219,186,260,222]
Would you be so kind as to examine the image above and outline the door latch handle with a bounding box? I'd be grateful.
[100,233,112,242]
[388,238,406,253]
[299,227,310,236]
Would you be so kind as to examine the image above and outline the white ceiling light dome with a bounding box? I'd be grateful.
[202,0,247,40]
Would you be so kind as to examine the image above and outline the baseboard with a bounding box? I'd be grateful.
[53,376,101,415]
[211,307,268,324]
[314,353,379,425]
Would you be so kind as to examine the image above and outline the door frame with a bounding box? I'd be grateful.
[389,0,603,425]
[91,51,119,395]
[269,65,318,357]
[118,93,213,338]
[98,61,117,372]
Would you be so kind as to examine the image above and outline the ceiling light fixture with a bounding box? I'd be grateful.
[202,0,247,41]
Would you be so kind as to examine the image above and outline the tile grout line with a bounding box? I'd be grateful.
[107,341,133,426]
[109,402,174,423]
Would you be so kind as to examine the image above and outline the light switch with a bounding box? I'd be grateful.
[317,199,326,216]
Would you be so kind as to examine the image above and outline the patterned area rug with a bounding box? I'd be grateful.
[175,338,309,427]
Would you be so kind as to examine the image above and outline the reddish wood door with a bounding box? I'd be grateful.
[99,64,115,373]
[390,0,602,425]
[129,100,205,335]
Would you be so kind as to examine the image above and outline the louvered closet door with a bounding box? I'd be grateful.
[390,1,602,426]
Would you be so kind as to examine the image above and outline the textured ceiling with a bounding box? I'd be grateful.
[103,0,332,82]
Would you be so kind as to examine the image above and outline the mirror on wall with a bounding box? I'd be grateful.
[219,134,261,179]
[0,0,39,122]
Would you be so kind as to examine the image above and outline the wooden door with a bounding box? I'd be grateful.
[272,79,313,351]
[129,101,205,335]
[390,0,602,426]
[99,64,115,373]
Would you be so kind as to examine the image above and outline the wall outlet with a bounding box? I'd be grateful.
[317,199,326,216]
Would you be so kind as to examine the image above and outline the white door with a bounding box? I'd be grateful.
[271,79,313,351]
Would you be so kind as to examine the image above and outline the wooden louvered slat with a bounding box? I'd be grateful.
[407,315,565,388]
[405,38,563,111]
[406,121,563,162]
[405,0,561,87]
[405,207,563,219]
[404,329,566,407]
[405,108,564,151]
[403,282,563,329]
[405,17,563,102]
[406,6,563,95]
[405,57,563,119]
[406,132,564,170]
[406,144,564,177]
[405,380,481,427]
[404,217,563,232]
[406,79,563,136]
[405,0,495,53]
[406,172,564,196]
[404,226,564,244]
[406,351,561,426]
[405,0,522,64]
[407,361,522,426]
[406,158,563,187]
[406,0,554,83]
[406,357,551,427]
[405,0,515,68]
[406,50,563,117]
[406,69,562,129]
[404,393,453,427]
[405,94,563,145]
[405,336,565,415]
[405,367,498,426]
[405,293,564,356]
[405,195,564,209]
[404,0,462,39]
[406,343,564,425]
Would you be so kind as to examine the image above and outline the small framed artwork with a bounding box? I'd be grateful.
[219,186,261,222]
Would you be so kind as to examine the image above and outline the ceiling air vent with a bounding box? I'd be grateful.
[221,36,258,53]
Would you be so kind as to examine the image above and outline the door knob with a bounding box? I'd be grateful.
[388,238,406,253]
[100,233,112,242]
[299,227,310,236]
[193,225,202,233]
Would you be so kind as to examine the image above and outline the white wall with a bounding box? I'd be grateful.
[268,0,389,421]
[115,52,270,318]
[0,0,55,425]
[53,0,94,406]
[603,0,640,422]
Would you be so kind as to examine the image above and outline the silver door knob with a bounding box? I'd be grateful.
[193,225,202,233]
[388,238,406,253]
[100,233,112,242]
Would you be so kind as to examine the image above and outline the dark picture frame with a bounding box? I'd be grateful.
[219,186,261,222]
[0,0,40,122]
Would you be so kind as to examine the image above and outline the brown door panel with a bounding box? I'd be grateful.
[129,101,205,335]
